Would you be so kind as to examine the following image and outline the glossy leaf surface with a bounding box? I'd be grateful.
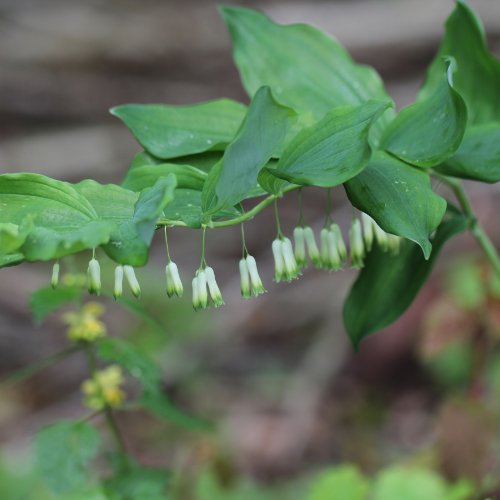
[381,61,467,167]
[345,152,447,258]
[343,214,467,348]
[111,99,247,159]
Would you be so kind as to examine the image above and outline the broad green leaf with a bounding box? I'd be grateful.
[0,173,176,267]
[343,214,467,348]
[29,285,83,324]
[221,6,394,138]
[418,0,500,125]
[170,151,224,173]
[140,388,213,432]
[111,99,246,159]
[308,465,370,500]
[104,463,169,500]
[35,420,101,494]
[0,220,31,253]
[77,176,176,266]
[381,60,466,167]
[0,174,115,263]
[122,164,207,192]
[345,152,447,257]
[0,252,24,267]
[202,86,295,214]
[257,164,292,195]
[437,123,500,183]
[264,101,389,187]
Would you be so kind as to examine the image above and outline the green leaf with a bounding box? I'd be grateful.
[78,176,176,266]
[418,0,500,126]
[97,337,160,392]
[122,164,207,192]
[264,101,390,188]
[140,388,213,432]
[373,467,447,500]
[221,5,394,137]
[0,173,176,267]
[104,463,169,500]
[381,60,466,167]
[29,285,83,324]
[308,465,370,500]
[0,174,115,263]
[202,86,295,213]
[345,152,447,257]
[111,99,246,159]
[35,420,101,494]
[436,123,500,183]
[343,214,467,348]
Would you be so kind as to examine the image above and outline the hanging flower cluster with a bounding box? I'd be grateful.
[48,192,400,312]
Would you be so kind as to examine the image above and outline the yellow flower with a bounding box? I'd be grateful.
[63,302,107,343]
[81,365,125,411]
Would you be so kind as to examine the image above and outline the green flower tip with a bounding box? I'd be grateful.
[166,261,183,298]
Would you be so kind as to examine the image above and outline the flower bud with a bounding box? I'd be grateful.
[374,222,389,252]
[293,227,307,269]
[239,258,251,299]
[205,266,225,307]
[387,234,401,255]
[272,238,286,282]
[87,258,101,295]
[246,255,266,296]
[349,218,365,269]
[197,269,208,309]
[281,237,300,281]
[303,226,321,268]
[192,276,200,311]
[330,223,347,262]
[113,265,123,300]
[123,265,141,298]
[51,262,60,289]
[326,230,342,271]
[361,213,375,252]
[166,261,183,298]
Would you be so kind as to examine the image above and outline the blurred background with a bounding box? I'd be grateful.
[1,0,500,497]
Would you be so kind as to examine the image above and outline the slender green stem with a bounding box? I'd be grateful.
[164,227,171,262]
[85,344,128,458]
[274,199,283,238]
[0,345,81,387]
[156,185,300,229]
[435,173,500,278]
[241,223,249,257]
[297,188,305,227]
[199,225,207,270]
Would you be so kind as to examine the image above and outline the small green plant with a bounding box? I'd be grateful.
[1,0,500,497]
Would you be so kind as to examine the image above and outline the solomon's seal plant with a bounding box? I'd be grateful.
[2,1,500,495]
[1,1,499,348]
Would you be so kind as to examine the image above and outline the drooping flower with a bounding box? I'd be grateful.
[330,223,348,263]
[303,226,321,268]
[51,262,60,289]
[245,255,266,296]
[87,257,101,295]
[373,221,389,251]
[113,265,123,300]
[205,266,225,307]
[387,234,401,255]
[320,227,342,271]
[192,275,200,311]
[196,269,208,309]
[361,212,375,252]
[349,218,365,269]
[165,261,183,298]
[239,258,251,299]
[123,265,141,298]
[293,227,307,269]
[272,238,286,282]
